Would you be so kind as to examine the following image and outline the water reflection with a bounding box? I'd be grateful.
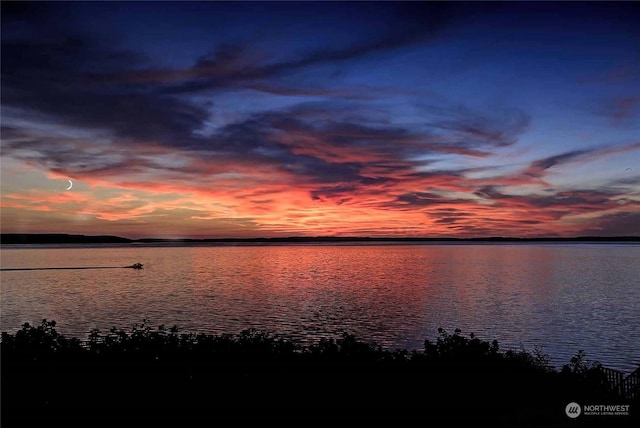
[1,243,639,373]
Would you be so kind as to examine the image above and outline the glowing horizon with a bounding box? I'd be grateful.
[1,2,639,239]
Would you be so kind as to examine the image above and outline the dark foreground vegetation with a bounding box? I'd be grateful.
[2,320,638,426]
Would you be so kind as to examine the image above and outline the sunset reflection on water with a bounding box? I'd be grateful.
[1,243,639,373]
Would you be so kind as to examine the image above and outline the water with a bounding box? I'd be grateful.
[1,243,639,374]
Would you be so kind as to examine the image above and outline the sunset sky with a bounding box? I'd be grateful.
[1,1,639,239]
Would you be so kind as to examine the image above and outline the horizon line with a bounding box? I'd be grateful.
[1,232,639,244]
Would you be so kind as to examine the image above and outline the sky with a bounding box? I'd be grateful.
[1,1,639,239]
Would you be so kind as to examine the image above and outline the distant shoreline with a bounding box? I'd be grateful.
[1,233,639,246]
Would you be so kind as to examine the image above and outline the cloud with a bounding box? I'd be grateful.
[476,142,640,187]
[469,187,639,231]
[2,90,535,209]
[93,1,491,95]
[421,104,531,151]
[523,150,592,179]
[587,211,640,236]
[1,5,530,196]
[2,2,637,238]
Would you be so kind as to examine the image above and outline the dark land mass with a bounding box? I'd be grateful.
[2,320,638,426]
[0,233,133,245]
[2,233,639,245]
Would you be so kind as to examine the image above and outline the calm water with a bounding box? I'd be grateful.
[1,243,639,373]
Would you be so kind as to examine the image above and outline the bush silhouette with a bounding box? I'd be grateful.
[2,320,637,425]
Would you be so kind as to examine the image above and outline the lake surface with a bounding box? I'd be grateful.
[1,243,639,373]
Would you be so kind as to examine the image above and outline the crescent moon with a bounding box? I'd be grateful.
[66,180,73,191]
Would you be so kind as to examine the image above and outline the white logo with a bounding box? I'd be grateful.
[565,402,582,418]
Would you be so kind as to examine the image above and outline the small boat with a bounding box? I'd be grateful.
[127,263,144,269]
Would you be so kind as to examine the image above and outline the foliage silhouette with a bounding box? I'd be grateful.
[2,320,637,425]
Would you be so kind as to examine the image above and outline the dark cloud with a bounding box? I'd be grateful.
[421,104,531,151]
[496,143,640,184]
[609,175,640,186]
[472,186,638,223]
[6,4,630,236]
[95,1,493,95]
[388,192,469,209]
[429,209,474,223]
[587,211,640,236]
[434,217,462,224]
[474,186,507,200]
[1,4,534,196]
[476,185,615,208]
[203,104,530,190]
[524,149,591,178]
[531,150,590,172]
[1,36,209,147]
